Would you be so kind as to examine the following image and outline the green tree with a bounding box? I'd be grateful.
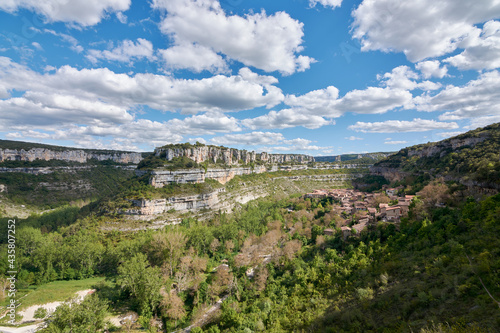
[117,253,163,315]
[42,294,109,332]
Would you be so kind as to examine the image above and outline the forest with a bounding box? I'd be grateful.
[0,178,498,332]
[0,124,499,332]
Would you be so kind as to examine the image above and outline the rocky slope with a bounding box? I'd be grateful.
[371,122,500,189]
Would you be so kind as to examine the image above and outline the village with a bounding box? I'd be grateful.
[305,186,415,239]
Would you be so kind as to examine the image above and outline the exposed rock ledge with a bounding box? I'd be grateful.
[0,165,137,175]
[126,188,227,215]
[147,165,276,187]
[0,148,143,164]
[155,146,314,166]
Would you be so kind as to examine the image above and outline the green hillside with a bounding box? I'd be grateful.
[373,123,500,188]
[0,132,498,332]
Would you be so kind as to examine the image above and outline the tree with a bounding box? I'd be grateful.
[41,294,109,332]
[117,253,163,315]
[162,292,186,327]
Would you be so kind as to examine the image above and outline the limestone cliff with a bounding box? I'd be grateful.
[154,145,314,166]
[0,147,143,164]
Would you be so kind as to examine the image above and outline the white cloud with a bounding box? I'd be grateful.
[242,109,333,130]
[116,12,127,24]
[415,60,448,79]
[351,0,500,62]
[167,112,241,135]
[87,38,155,64]
[31,42,43,50]
[153,0,315,75]
[159,43,228,73]
[284,84,413,119]
[384,140,408,145]
[345,136,363,141]
[466,115,500,129]
[378,66,441,91]
[0,0,131,26]
[0,57,283,115]
[416,70,500,120]
[444,20,500,70]
[285,86,340,117]
[309,0,342,9]
[336,87,413,114]
[349,118,459,133]
[40,29,83,53]
[437,131,465,138]
[211,132,285,146]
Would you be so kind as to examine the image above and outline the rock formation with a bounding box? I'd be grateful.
[154,145,314,166]
[0,148,143,164]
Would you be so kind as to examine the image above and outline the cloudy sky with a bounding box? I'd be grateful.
[0,0,499,155]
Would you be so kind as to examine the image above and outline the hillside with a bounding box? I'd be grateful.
[0,134,499,332]
[371,123,500,190]
[315,152,393,163]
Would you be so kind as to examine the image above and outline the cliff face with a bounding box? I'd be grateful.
[0,148,143,164]
[148,165,273,187]
[155,146,314,165]
[407,136,487,159]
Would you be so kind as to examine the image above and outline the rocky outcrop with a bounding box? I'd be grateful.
[0,165,137,175]
[149,166,271,187]
[0,148,143,164]
[407,136,487,159]
[155,146,314,166]
[369,166,411,183]
[126,188,226,215]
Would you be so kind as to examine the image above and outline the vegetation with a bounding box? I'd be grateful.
[0,165,133,208]
[374,123,500,188]
[0,129,499,331]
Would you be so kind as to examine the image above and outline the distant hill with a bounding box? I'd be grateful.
[0,139,145,155]
[371,122,500,189]
[315,152,393,163]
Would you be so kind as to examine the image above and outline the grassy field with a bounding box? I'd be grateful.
[16,277,105,310]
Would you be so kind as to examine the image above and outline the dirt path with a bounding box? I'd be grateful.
[180,294,230,332]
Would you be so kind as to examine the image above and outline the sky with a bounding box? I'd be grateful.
[0,0,499,155]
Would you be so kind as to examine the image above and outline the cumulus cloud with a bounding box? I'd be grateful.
[284,84,413,118]
[415,70,500,120]
[0,57,283,116]
[415,60,448,79]
[309,0,342,9]
[211,132,285,146]
[87,38,155,64]
[159,42,228,73]
[384,140,408,145]
[351,0,500,62]
[0,0,131,26]
[285,86,341,117]
[4,113,240,151]
[0,57,287,149]
[242,109,333,130]
[335,87,413,114]
[349,118,459,133]
[437,131,465,138]
[345,136,363,141]
[444,20,500,70]
[378,66,441,91]
[209,132,330,152]
[152,0,315,75]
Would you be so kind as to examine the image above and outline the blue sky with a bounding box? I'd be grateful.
[0,0,499,155]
